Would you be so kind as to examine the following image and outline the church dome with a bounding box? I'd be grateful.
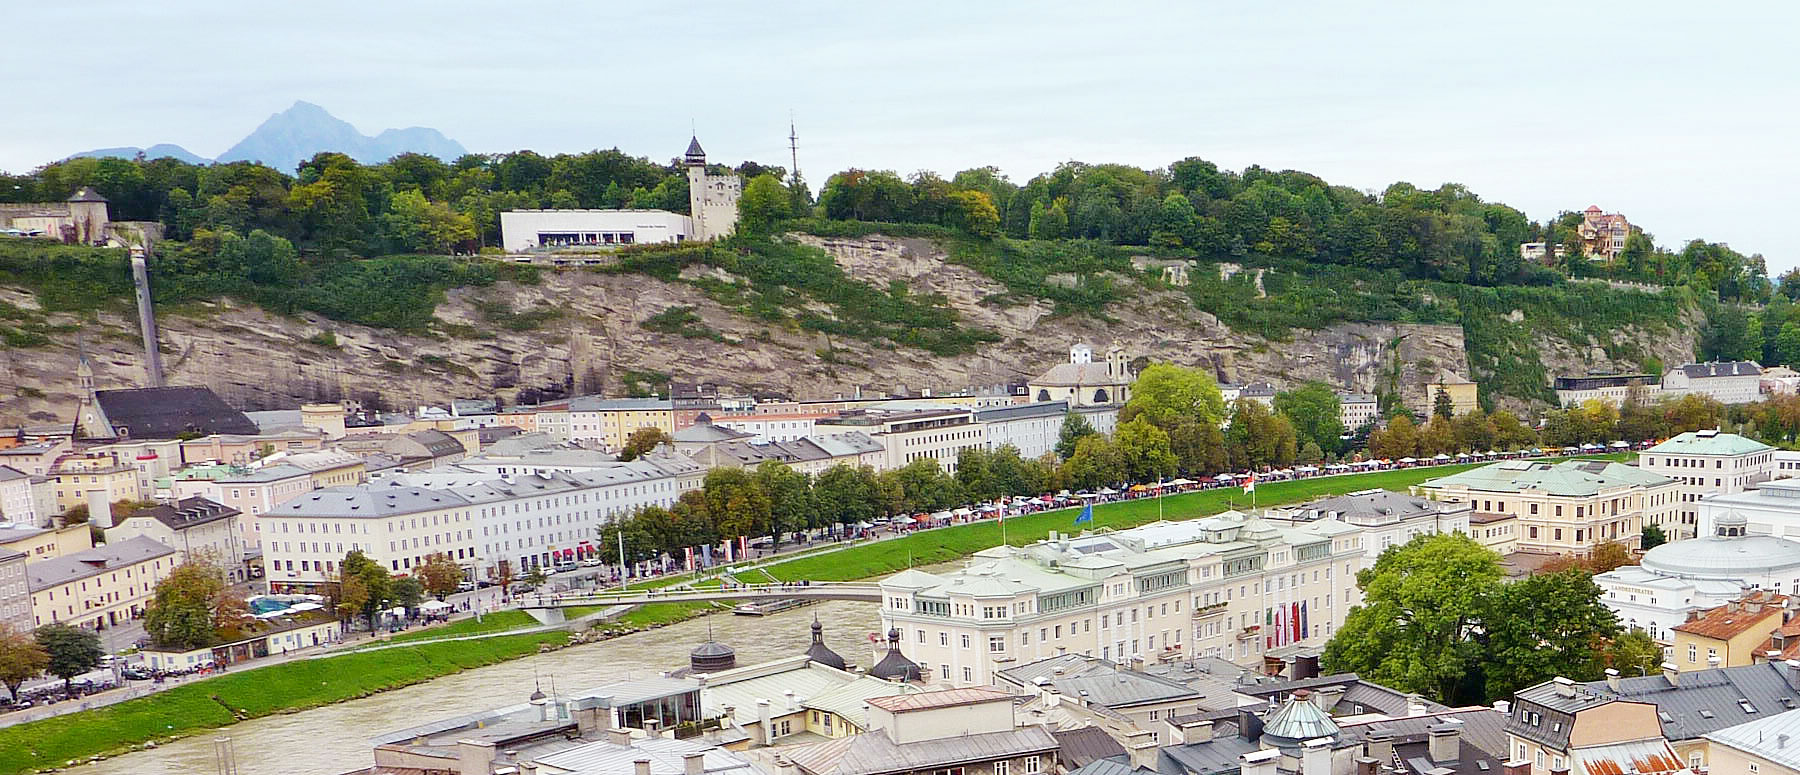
[869,627,921,682]
[804,618,847,671]
[689,639,737,673]
[1641,515,1800,578]
[1259,690,1340,755]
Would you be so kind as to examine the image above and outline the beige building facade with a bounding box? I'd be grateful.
[1422,460,1679,554]
[27,536,176,630]
[878,511,1364,687]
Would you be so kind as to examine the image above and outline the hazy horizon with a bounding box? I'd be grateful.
[5,1,1794,267]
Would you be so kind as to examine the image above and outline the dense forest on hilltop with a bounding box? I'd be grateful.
[0,146,1788,405]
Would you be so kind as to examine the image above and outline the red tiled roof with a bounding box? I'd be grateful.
[1673,595,1786,641]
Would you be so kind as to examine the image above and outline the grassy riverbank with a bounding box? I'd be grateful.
[0,629,567,774]
[0,455,1624,774]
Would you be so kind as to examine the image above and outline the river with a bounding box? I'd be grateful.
[65,600,883,775]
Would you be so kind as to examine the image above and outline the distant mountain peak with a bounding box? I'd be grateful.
[64,102,466,172]
[210,102,471,173]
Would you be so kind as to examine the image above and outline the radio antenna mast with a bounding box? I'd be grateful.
[788,112,800,184]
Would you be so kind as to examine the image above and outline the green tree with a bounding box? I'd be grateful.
[813,465,886,533]
[1115,417,1177,483]
[1224,399,1297,470]
[416,552,463,598]
[1273,382,1345,453]
[523,565,548,588]
[1604,630,1663,678]
[0,626,48,701]
[339,550,393,631]
[1432,387,1455,420]
[1640,523,1669,550]
[1123,363,1228,430]
[753,461,814,546]
[704,467,774,541]
[142,562,231,650]
[618,427,673,462]
[1056,412,1097,460]
[1166,416,1227,476]
[947,189,1001,237]
[1777,322,1800,367]
[1322,533,1501,705]
[885,458,963,513]
[390,576,425,611]
[1481,570,1619,699]
[380,189,476,254]
[35,624,103,696]
[1062,434,1125,490]
[737,174,792,235]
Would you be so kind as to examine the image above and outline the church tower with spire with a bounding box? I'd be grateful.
[683,135,742,242]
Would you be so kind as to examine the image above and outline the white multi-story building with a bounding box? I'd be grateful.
[877,511,1365,687]
[976,401,1075,461]
[816,408,983,473]
[1336,393,1379,431]
[260,454,705,588]
[1594,511,1800,642]
[499,209,693,253]
[712,414,817,444]
[1551,374,1662,409]
[1662,361,1764,405]
[0,466,42,526]
[1641,430,1776,539]
[1267,489,1470,559]
[1696,478,1800,541]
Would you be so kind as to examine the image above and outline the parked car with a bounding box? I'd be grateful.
[553,561,580,574]
[456,581,476,593]
[579,557,603,568]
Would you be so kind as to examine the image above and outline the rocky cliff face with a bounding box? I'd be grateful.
[0,235,1692,425]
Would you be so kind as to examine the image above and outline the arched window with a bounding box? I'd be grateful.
[1094,388,1109,404]
[1037,389,1051,402]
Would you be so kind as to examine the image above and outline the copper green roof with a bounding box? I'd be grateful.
[1424,460,1673,497]
[1646,431,1773,457]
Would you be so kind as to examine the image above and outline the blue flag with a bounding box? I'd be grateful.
[1074,503,1093,525]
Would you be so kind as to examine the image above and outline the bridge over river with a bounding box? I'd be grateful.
[516,581,883,623]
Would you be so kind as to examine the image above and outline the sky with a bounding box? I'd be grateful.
[5,1,1795,267]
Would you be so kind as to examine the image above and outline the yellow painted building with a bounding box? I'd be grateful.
[1671,592,1787,669]
[0,522,93,561]
[567,398,676,451]
[26,535,176,629]
[51,453,142,512]
[1424,369,1479,416]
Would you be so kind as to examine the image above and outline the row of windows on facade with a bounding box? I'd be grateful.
[1464,496,1644,516]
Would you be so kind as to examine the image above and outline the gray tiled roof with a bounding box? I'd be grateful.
[126,496,240,531]
[27,536,175,591]
[94,386,259,439]
[786,725,1058,775]
[1340,708,1512,760]
[976,401,1073,423]
[1679,361,1762,379]
[996,654,1198,709]
[1053,727,1126,770]
[0,465,25,482]
[1513,663,1800,746]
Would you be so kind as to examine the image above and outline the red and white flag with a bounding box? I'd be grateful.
[1242,473,1257,493]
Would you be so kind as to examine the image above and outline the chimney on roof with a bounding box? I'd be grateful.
[1605,668,1621,691]
[1493,700,1511,714]
[1709,655,1723,669]
[608,728,632,746]
[1241,749,1281,775]
[1303,738,1333,775]
[775,757,801,775]
[1356,757,1381,775]
[1503,762,1531,775]
[1552,677,1576,698]
[1663,662,1680,686]
[1427,721,1461,764]
[1175,719,1214,745]
[684,752,705,775]
[1366,729,1395,764]
[634,760,652,775]
[1408,693,1429,715]
[1126,728,1160,769]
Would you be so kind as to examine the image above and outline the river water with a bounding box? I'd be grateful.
[66,601,883,775]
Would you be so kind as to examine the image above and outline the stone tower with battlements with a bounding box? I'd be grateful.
[683,136,741,242]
